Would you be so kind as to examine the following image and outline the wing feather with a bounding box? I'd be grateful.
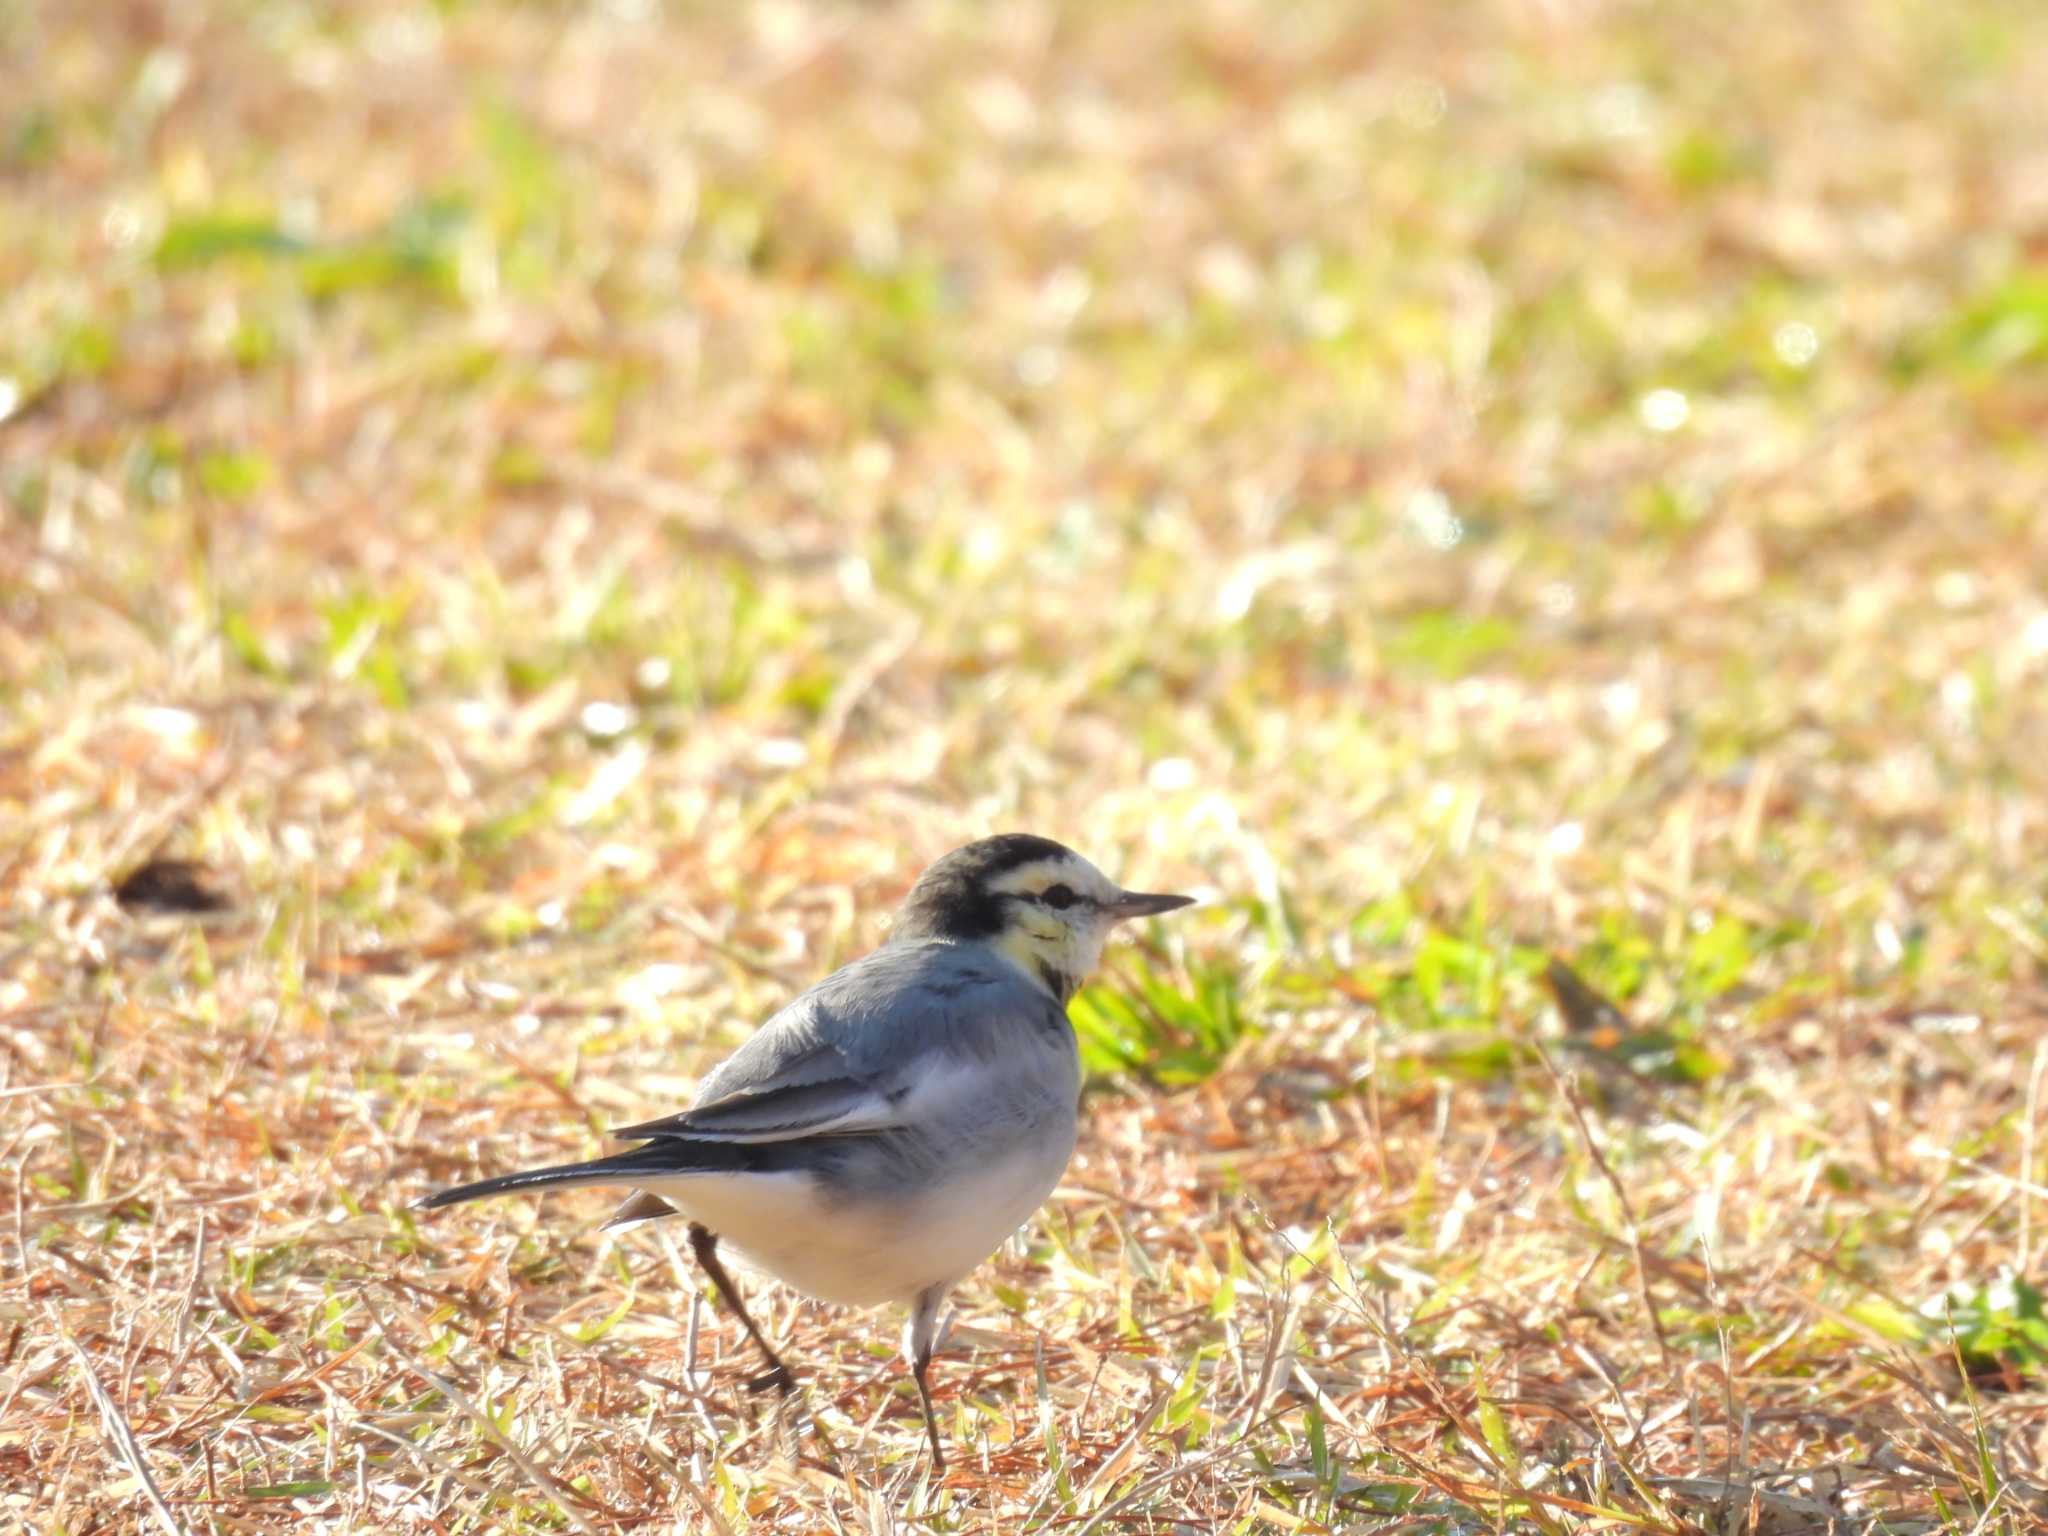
[613,1076,892,1142]
[609,942,1064,1147]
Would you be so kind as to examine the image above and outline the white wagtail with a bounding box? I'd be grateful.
[416,834,1194,1468]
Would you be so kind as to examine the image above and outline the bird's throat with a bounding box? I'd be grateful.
[995,928,1080,1002]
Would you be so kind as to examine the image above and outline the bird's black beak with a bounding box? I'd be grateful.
[1107,889,1196,921]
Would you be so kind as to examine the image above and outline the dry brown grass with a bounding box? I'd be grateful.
[7,0,2048,1530]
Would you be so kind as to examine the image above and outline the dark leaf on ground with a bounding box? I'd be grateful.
[112,858,233,915]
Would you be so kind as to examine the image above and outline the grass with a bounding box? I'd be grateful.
[5,0,2048,1529]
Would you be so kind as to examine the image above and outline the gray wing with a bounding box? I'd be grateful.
[612,941,1062,1144]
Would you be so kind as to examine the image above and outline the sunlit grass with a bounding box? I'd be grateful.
[5,0,2048,1530]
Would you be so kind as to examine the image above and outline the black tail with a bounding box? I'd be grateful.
[414,1139,758,1211]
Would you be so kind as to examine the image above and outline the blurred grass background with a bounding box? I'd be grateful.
[5,0,2048,1530]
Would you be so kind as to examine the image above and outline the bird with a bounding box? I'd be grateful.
[415,833,1195,1469]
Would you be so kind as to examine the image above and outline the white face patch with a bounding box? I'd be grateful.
[986,854,1124,998]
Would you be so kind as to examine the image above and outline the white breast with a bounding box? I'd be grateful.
[637,1121,1075,1309]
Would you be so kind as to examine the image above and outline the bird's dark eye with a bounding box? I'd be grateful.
[1041,883,1078,910]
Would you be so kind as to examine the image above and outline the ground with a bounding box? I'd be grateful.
[6,0,2048,1531]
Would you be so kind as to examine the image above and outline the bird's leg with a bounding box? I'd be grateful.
[686,1222,794,1397]
[911,1354,944,1470]
[904,1285,949,1472]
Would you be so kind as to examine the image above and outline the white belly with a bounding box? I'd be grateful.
[638,1130,1073,1308]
